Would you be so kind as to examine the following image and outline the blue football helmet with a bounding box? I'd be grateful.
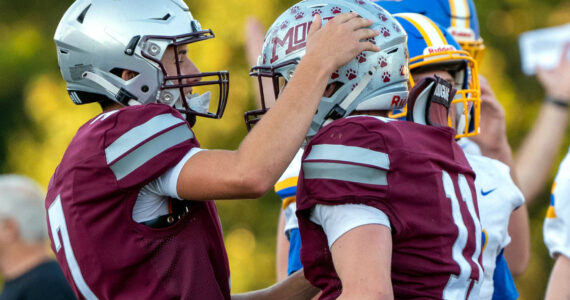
[394,13,480,138]
[375,0,485,63]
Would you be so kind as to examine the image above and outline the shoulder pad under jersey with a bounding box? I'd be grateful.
[299,116,392,204]
[100,104,199,188]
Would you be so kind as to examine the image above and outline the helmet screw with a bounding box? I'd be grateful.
[141,85,149,93]
[149,43,161,56]
[161,92,173,103]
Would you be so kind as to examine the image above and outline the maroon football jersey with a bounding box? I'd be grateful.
[45,104,230,300]
[297,116,482,299]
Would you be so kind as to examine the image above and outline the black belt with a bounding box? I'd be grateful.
[141,200,194,228]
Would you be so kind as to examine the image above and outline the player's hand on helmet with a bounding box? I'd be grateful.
[470,75,512,164]
[536,42,570,102]
[305,12,380,74]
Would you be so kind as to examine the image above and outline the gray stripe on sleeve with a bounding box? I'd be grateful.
[105,114,186,164]
[303,162,388,185]
[110,125,192,180]
[306,144,390,169]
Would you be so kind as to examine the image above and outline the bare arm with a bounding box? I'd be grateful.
[504,203,530,276]
[232,268,319,300]
[503,165,530,276]
[276,211,289,281]
[177,14,380,200]
[332,225,393,300]
[545,254,570,300]
[515,43,570,204]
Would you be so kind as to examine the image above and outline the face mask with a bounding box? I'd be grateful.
[159,81,211,114]
[186,91,211,114]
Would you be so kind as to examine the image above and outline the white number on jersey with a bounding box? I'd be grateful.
[441,171,483,299]
[48,195,98,300]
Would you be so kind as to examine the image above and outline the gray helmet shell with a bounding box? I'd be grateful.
[253,0,409,136]
[55,0,223,109]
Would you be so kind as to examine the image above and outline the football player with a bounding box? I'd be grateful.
[543,44,570,300]
[250,1,483,298]
[377,1,529,298]
[46,0,380,299]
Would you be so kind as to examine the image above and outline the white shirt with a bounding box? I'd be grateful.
[465,153,524,300]
[132,147,203,223]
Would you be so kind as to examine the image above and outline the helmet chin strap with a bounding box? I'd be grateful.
[82,71,141,106]
[322,66,377,128]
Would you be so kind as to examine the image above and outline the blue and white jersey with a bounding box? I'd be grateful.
[458,137,482,156]
[274,149,304,237]
[464,152,524,300]
[544,148,570,259]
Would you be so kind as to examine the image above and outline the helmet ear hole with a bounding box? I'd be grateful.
[323,82,344,98]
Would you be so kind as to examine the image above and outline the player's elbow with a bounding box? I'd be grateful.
[235,172,273,198]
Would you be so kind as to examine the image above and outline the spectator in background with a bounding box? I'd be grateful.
[0,175,75,300]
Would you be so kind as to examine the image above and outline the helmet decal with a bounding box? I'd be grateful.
[245,0,410,135]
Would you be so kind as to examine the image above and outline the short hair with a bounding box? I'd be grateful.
[0,175,47,243]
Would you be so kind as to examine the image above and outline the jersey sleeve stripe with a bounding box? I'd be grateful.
[303,162,388,185]
[105,114,186,164]
[306,144,390,169]
[110,125,193,180]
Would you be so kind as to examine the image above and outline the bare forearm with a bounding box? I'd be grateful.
[235,56,331,191]
[515,102,568,204]
[504,203,530,276]
[545,255,570,300]
[276,211,289,281]
[232,269,319,300]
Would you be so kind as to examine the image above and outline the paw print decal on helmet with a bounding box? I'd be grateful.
[331,70,340,80]
[378,56,388,68]
[290,6,300,14]
[346,69,357,80]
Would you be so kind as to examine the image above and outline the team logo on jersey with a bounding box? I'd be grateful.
[481,188,496,196]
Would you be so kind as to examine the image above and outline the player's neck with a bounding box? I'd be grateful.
[0,241,52,279]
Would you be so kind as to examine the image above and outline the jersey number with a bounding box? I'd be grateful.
[48,195,98,300]
[441,171,482,299]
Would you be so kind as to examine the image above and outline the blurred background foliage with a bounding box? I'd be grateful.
[0,0,568,298]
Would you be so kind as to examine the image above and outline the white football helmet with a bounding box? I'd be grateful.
[55,0,229,124]
[245,0,409,137]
